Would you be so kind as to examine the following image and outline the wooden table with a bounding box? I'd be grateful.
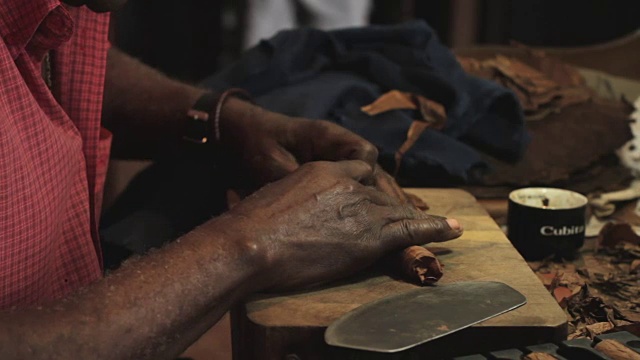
[231,189,568,359]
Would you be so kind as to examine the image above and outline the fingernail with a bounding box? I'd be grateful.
[446,218,462,231]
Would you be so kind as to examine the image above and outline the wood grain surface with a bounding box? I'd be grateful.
[231,189,568,359]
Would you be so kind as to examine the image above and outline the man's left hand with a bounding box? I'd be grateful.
[218,98,379,189]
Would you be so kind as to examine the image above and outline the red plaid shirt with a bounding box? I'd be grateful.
[0,1,111,309]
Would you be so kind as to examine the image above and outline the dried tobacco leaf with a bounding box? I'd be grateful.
[537,272,559,289]
[457,51,591,121]
[586,322,614,338]
[360,90,416,115]
[361,90,447,177]
[491,55,560,102]
[414,96,446,130]
[597,222,640,249]
[567,285,631,326]
[457,55,559,113]
[532,252,639,339]
[589,224,640,309]
[553,286,574,307]
[393,121,429,176]
[516,45,586,87]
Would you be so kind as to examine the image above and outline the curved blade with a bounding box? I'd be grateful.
[325,281,526,353]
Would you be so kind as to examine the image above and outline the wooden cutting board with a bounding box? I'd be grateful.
[231,189,567,359]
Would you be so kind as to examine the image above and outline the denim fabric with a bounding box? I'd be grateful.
[202,21,529,185]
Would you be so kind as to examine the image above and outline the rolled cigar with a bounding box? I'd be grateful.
[594,339,640,360]
[372,167,444,285]
[388,246,444,285]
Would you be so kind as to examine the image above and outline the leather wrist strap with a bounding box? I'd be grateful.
[184,88,252,144]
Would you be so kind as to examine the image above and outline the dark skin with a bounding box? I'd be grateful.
[0,1,464,359]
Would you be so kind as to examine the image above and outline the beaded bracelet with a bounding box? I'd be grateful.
[184,88,253,144]
[212,88,253,143]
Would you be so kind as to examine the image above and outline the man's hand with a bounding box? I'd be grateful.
[205,160,462,290]
[218,99,378,189]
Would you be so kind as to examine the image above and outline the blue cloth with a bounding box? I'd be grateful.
[202,21,528,185]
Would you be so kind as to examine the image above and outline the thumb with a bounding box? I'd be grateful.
[250,142,300,184]
[332,160,375,184]
[381,216,463,251]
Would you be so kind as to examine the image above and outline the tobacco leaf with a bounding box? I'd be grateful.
[553,286,574,308]
[491,55,559,100]
[567,285,632,326]
[588,223,640,312]
[414,95,446,130]
[534,265,584,309]
[555,86,592,108]
[458,55,559,113]
[393,121,429,176]
[514,45,586,87]
[361,90,447,177]
[537,272,559,289]
[597,222,640,249]
[586,321,615,338]
[360,90,416,115]
[531,249,639,339]
[457,52,591,121]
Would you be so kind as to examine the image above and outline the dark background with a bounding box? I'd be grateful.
[111,0,640,82]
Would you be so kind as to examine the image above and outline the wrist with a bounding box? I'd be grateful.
[193,214,274,293]
[183,89,253,145]
[217,96,263,147]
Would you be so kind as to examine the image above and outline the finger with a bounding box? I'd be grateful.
[353,185,401,207]
[371,202,450,225]
[380,216,463,251]
[374,203,429,223]
[373,165,408,203]
[248,142,300,183]
[332,186,408,220]
[339,139,379,167]
[331,160,374,183]
[405,192,429,210]
[305,120,379,166]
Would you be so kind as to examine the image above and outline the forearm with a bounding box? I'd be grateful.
[0,219,265,360]
[102,47,207,159]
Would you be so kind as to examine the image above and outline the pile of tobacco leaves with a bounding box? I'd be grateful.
[528,222,640,339]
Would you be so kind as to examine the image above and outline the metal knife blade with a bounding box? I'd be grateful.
[324,281,526,353]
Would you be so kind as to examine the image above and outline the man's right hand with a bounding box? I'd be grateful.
[203,160,463,291]
[0,161,460,360]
